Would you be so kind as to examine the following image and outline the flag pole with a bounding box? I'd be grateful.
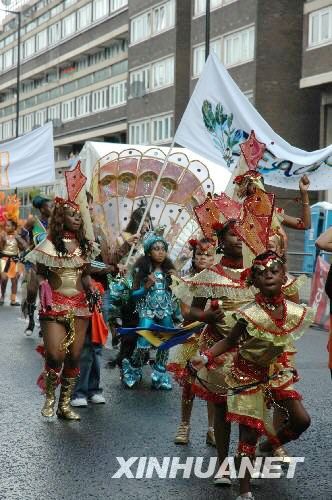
[124,139,175,266]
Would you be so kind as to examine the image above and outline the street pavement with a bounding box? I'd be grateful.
[0,302,331,500]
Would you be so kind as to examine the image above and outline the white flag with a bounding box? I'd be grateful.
[175,53,332,190]
[0,122,55,189]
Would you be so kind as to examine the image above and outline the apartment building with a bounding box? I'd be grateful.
[0,1,326,255]
[0,0,129,174]
[300,0,332,150]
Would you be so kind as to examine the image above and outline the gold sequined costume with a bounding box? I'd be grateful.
[200,300,313,438]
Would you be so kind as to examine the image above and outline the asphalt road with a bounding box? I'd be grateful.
[0,303,331,500]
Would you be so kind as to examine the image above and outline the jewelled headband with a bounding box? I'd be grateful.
[54,197,80,212]
[251,254,285,272]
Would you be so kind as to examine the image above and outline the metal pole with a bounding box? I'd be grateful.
[205,0,210,60]
[15,11,21,138]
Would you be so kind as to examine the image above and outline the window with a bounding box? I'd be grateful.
[35,109,47,126]
[194,0,222,16]
[23,113,34,133]
[153,1,175,34]
[109,80,127,107]
[51,4,63,17]
[62,13,76,38]
[4,49,13,69]
[76,94,91,117]
[26,21,37,33]
[224,26,255,67]
[0,54,3,72]
[64,0,77,7]
[309,7,332,47]
[111,0,128,12]
[48,104,60,121]
[152,115,173,143]
[129,120,150,145]
[77,3,92,30]
[93,0,109,21]
[3,120,12,140]
[92,88,108,112]
[61,99,75,121]
[152,56,174,89]
[23,37,35,59]
[192,45,205,77]
[129,66,150,96]
[131,12,151,44]
[0,123,3,141]
[49,22,61,45]
[36,29,47,52]
[111,60,128,76]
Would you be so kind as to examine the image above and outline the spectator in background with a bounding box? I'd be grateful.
[316,229,332,378]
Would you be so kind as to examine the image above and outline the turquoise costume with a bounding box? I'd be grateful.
[122,231,182,390]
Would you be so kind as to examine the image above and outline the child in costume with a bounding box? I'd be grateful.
[172,219,253,485]
[168,238,217,446]
[0,218,27,305]
[121,229,182,390]
[191,251,313,500]
[25,164,99,420]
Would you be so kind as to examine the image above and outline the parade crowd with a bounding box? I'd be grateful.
[1,134,331,500]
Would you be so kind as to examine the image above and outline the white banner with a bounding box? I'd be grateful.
[0,122,55,189]
[175,53,332,190]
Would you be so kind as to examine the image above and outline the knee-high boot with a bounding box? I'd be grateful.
[56,376,80,420]
[41,369,59,417]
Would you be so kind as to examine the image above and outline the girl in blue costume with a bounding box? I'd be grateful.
[122,230,182,390]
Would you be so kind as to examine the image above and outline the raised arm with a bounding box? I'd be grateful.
[282,175,311,230]
[316,227,332,253]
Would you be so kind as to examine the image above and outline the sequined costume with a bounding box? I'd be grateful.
[122,269,182,390]
[0,235,20,277]
[203,299,313,439]
[171,260,305,402]
[25,237,98,327]
[171,258,255,402]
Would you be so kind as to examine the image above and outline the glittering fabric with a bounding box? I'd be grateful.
[39,290,90,318]
[235,301,314,346]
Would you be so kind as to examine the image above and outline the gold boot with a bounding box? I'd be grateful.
[174,422,190,444]
[56,376,80,421]
[41,370,59,417]
[206,428,216,447]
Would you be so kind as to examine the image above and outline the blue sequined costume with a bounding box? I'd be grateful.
[122,270,182,389]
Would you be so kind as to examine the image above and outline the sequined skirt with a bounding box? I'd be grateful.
[39,290,91,319]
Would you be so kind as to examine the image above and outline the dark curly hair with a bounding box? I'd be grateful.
[49,204,91,257]
[132,254,175,290]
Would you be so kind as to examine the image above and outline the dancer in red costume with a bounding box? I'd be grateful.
[191,251,313,500]
[26,166,99,420]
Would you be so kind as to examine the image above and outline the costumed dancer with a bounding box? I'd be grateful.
[121,228,182,390]
[0,193,28,305]
[21,195,53,335]
[168,237,218,446]
[25,165,99,420]
[172,218,253,485]
[191,251,313,500]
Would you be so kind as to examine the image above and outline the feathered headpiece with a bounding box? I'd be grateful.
[0,192,20,224]
[188,237,215,255]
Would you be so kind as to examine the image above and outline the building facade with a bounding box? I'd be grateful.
[0,0,328,260]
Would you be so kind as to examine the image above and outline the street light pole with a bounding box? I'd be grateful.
[205,0,210,60]
[0,8,21,138]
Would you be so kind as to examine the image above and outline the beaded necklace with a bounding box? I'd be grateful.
[255,292,287,327]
